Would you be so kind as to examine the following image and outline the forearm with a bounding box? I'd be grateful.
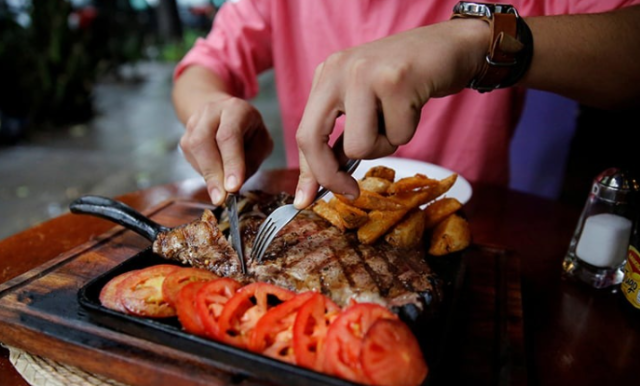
[521,5,640,109]
[172,65,233,125]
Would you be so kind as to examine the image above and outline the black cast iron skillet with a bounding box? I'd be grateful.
[69,194,462,386]
[69,195,172,241]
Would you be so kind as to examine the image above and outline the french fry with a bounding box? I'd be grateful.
[364,166,396,182]
[387,174,439,194]
[428,213,471,256]
[389,189,434,209]
[357,209,408,245]
[384,208,426,248]
[358,177,392,194]
[335,190,406,211]
[312,200,346,232]
[431,173,458,198]
[423,197,463,229]
[310,164,470,253]
[392,173,458,207]
[330,198,369,229]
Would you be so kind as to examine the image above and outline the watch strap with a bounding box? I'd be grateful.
[452,7,533,92]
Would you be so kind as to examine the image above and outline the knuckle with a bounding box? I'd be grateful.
[345,144,371,160]
[389,127,414,146]
[222,96,245,110]
[311,61,326,82]
[346,56,369,80]
[201,102,218,117]
[324,51,342,68]
[295,129,310,149]
[185,114,199,133]
[375,63,410,91]
[179,135,190,151]
[184,131,209,153]
[215,124,236,144]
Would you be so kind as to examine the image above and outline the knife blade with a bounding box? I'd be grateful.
[225,193,247,274]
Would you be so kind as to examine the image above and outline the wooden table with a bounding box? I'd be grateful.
[0,170,637,386]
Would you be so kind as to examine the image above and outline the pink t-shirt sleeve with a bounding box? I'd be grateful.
[173,0,273,99]
[521,0,640,16]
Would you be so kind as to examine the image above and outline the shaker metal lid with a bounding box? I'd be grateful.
[593,167,640,203]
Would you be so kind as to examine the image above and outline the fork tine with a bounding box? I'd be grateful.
[252,219,275,262]
[255,226,278,263]
[254,215,280,261]
[251,221,269,260]
[251,153,360,264]
[252,205,300,263]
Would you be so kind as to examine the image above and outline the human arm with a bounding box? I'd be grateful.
[172,65,273,206]
[522,6,640,109]
[293,5,640,209]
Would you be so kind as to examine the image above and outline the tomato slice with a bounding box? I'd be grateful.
[175,281,208,336]
[361,318,428,386]
[99,269,140,313]
[321,302,398,383]
[162,266,219,307]
[116,264,180,318]
[248,291,317,363]
[292,292,341,371]
[217,282,295,348]
[195,278,243,339]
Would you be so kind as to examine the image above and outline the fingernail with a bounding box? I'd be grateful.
[343,193,355,201]
[210,188,222,205]
[294,189,305,207]
[226,175,238,191]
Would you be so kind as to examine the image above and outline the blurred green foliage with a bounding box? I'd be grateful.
[0,0,151,128]
[158,27,201,62]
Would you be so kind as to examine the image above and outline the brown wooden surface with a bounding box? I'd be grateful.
[0,170,638,386]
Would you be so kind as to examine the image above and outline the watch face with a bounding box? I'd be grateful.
[453,2,517,18]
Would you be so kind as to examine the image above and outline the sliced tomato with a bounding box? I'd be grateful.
[321,302,398,383]
[195,278,243,339]
[175,281,208,336]
[99,269,140,313]
[116,264,180,318]
[292,292,341,371]
[162,266,219,307]
[361,318,429,386]
[217,282,295,348]
[248,291,317,363]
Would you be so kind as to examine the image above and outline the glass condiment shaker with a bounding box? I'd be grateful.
[562,168,639,289]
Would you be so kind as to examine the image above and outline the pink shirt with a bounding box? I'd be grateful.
[175,0,638,186]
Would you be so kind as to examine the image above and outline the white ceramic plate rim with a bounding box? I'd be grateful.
[326,156,473,205]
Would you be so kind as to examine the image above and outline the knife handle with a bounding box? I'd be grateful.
[69,195,170,241]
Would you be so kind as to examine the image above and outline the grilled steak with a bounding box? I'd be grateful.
[153,191,443,314]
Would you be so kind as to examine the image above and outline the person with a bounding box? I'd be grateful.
[171,1,640,210]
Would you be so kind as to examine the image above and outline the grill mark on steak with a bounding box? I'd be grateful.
[356,245,396,298]
[152,192,443,312]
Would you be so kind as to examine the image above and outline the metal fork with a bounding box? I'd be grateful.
[251,158,361,263]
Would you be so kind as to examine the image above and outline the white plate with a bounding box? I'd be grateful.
[332,157,473,204]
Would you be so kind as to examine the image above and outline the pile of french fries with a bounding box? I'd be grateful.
[311,165,471,256]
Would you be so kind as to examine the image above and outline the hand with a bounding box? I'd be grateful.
[294,19,488,209]
[180,96,273,206]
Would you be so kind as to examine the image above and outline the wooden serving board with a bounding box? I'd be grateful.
[0,199,526,386]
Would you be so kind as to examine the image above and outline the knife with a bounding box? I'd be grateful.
[225,193,247,274]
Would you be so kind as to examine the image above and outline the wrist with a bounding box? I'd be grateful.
[448,17,493,88]
[451,2,534,93]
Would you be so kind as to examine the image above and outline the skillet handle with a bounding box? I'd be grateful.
[69,195,169,241]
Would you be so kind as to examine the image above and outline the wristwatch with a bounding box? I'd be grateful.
[451,2,533,93]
